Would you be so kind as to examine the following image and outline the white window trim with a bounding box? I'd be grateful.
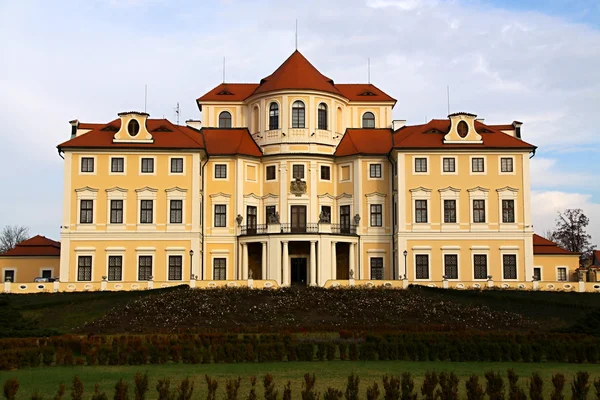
[165,249,186,281]
[211,254,229,280]
[469,155,487,176]
[75,253,95,282]
[168,156,186,176]
[265,164,278,182]
[106,187,128,230]
[410,187,431,230]
[412,155,430,175]
[289,99,307,129]
[440,156,458,175]
[441,251,461,281]
[367,162,385,181]
[210,192,231,233]
[291,162,307,181]
[2,268,16,283]
[39,268,54,278]
[136,187,158,230]
[136,253,155,281]
[439,187,460,230]
[166,187,187,231]
[244,193,261,227]
[318,164,332,182]
[108,155,127,176]
[266,100,281,131]
[499,155,516,176]
[105,250,126,282]
[556,266,568,282]
[218,109,234,128]
[361,110,377,128]
[497,186,519,230]
[78,155,97,176]
[75,187,98,229]
[339,163,352,183]
[245,163,258,182]
[533,266,542,281]
[470,248,490,281]
[500,251,519,281]
[139,156,156,176]
[468,187,489,230]
[413,250,432,281]
[213,162,230,181]
[366,192,386,233]
[368,254,386,280]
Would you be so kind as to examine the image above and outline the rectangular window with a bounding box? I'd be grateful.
[170,200,183,224]
[443,157,455,172]
[370,204,383,227]
[41,270,52,279]
[444,254,458,279]
[168,255,183,281]
[4,270,15,282]
[501,157,514,172]
[444,200,456,223]
[557,267,567,281]
[370,257,384,280]
[80,200,93,224]
[141,158,154,173]
[215,164,227,179]
[171,158,184,173]
[77,256,92,281]
[533,267,541,281]
[415,200,428,223]
[108,256,122,281]
[370,164,382,178]
[111,157,124,173]
[503,254,517,279]
[292,165,304,179]
[502,200,515,223]
[81,157,94,173]
[472,157,485,173]
[320,165,331,180]
[340,205,351,233]
[266,206,276,223]
[415,255,429,279]
[140,200,153,224]
[266,165,276,181]
[474,254,488,279]
[415,158,427,173]
[110,200,123,224]
[473,200,486,223]
[213,258,226,280]
[138,256,152,281]
[214,205,226,227]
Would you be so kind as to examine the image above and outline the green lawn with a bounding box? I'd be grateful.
[3,361,600,399]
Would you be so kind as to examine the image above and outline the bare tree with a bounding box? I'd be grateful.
[551,209,596,264]
[542,229,555,241]
[0,225,30,254]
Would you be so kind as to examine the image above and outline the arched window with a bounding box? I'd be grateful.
[318,103,328,130]
[218,111,232,128]
[269,102,279,130]
[362,112,375,128]
[291,100,305,129]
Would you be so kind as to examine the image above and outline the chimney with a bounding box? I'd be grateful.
[69,120,79,138]
[392,120,406,131]
[512,121,523,139]
[186,119,202,130]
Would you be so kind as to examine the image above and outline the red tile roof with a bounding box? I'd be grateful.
[335,129,393,157]
[0,235,60,257]
[202,128,262,157]
[533,234,580,255]
[58,119,205,150]
[197,51,395,103]
[392,120,535,150]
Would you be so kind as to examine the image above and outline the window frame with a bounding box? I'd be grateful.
[370,204,383,227]
[317,103,328,130]
[473,254,488,280]
[107,255,123,281]
[443,199,457,223]
[502,254,518,280]
[265,205,277,224]
[109,156,125,174]
[370,257,384,280]
[110,199,124,224]
[292,164,305,180]
[415,199,428,223]
[369,163,383,179]
[291,100,306,129]
[499,156,515,175]
[140,157,155,174]
[80,156,95,174]
[443,254,459,280]
[218,111,232,128]
[557,267,568,282]
[140,199,154,224]
[470,156,486,175]
[265,165,277,181]
[213,257,227,280]
[79,199,94,224]
[2,269,16,283]
[77,255,93,282]
[138,255,153,281]
[339,163,352,182]
[441,156,457,175]
[502,199,515,223]
[268,102,279,130]
[414,157,428,174]
[362,112,375,128]
[214,204,227,227]
[168,255,183,281]
[320,165,331,181]
[170,199,183,224]
[473,199,486,223]
[415,254,430,280]
[214,164,228,179]
[169,157,184,174]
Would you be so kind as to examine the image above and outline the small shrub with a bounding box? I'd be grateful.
[383,375,401,400]
[349,344,358,361]
[571,371,590,400]
[3,379,19,400]
[366,383,380,400]
[339,343,348,361]
[31,391,43,400]
[421,371,438,400]
[507,369,526,400]
[263,374,277,400]
[400,373,415,400]
[345,373,359,400]
[529,372,543,400]
[551,373,565,400]
[54,383,66,400]
[176,378,193,400]
[225,377,241,400]
[114,380,129,400]
[71,377,84,400]
[247,376,257,400]
[156,378,172,400]
[134,372,149,400]
[465,376,484,400]
[326,343,336,361]
[593,377,600,400]
[205,376,218,400]
[324,388,343,400]
[484,371,504,400]
[91,384,108,400]
[301,373,319,400]
[316,343,326,361]
[283,381,292,400]
[436,372,459,400]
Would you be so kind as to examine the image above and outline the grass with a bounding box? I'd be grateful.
[3,361,600,399]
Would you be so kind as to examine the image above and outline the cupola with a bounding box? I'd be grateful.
[443,112,482,144]
[113,111,153,143]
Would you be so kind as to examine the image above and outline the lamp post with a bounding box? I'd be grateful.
[189,249,194,280]
[403,250,408,280]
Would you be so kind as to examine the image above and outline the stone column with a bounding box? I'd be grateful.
[310,240,317,286]
[261,242,267,280]
[282,241,289,286]
[242,243,248,280]
[349,242,355,279]
[331,241,337,280]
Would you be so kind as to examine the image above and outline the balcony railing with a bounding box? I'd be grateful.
[239,223,357,236]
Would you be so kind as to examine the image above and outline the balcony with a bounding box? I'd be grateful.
[252,129,341,147]
[239,223,358,236]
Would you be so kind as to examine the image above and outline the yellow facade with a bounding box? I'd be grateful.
[0,257,59,283]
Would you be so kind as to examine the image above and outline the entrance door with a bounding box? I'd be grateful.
[247,206,257,234]
[291,258,308,286]
[291,206,307,233]
[340,205,351,234]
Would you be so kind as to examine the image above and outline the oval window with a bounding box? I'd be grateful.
[128,119,140,136]
[457,121,468,138]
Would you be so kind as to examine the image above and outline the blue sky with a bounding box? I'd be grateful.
[0,0,599,242]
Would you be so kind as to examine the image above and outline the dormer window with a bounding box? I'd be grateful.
[128,120,140,136]
[219,112,232,128]
[362,112,375,128]
[457,121,468,138]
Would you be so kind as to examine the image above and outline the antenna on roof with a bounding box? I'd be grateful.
[174,102,180,125]
[223,57,226,83]
[144,84,147,113]
[368,58,371,84]
[295,19,298,50]
[447,85,450,115]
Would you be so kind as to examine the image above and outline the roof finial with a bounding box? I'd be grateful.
[295,19,298,50]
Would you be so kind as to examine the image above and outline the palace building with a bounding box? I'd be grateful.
[1,50,584,292]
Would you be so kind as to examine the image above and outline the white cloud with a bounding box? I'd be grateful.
[530,157,593,189]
